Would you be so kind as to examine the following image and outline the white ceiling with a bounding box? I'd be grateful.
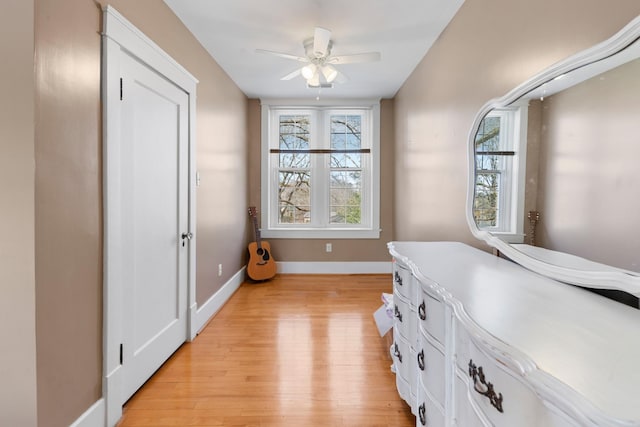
[163,0,465,100]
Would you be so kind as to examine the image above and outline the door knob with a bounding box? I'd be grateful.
[181,232,193,246]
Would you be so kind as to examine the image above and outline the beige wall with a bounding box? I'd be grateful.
[0,1,38,426]
[32,0,248,425]
[394,0,640,250]
[34,2,103,425]
[247,99,395,262]
[536,58,640,272]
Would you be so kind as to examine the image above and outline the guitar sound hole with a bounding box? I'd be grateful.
[256,247,270,261]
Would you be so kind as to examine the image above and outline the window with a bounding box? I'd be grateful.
[261,101,380,239]
[473,106,527,239]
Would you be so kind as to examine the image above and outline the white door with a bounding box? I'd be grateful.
[119,51,189,402]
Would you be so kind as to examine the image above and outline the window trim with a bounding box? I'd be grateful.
[260,99,381,239]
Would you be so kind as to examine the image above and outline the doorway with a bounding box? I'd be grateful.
[102,6,197,426]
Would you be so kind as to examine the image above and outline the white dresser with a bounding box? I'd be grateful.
[388,241,640,427]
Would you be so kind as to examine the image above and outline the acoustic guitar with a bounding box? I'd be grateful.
[247,206,277,281]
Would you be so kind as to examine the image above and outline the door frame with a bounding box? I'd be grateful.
[101,6,198,426]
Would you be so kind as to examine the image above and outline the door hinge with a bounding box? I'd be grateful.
[119,343,123,365]
[119,78,123,100]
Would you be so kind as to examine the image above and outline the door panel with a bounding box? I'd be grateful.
[120,52,189,402]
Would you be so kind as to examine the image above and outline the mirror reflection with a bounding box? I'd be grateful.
[472,35,640,276]
[473,107,526,237]
[522,54,640,274]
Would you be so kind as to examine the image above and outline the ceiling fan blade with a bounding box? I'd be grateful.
[280,68,302,81]
[313,27,332,58]
[255,49,309,63]
[328,52,381,64]
[333,70,349,84]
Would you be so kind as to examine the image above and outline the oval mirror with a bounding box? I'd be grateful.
[466,15,640,297]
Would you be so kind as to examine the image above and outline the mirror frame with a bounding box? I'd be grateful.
[466,15,640,296]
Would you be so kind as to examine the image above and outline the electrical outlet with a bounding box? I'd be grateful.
[218,264,222,276]
[326,243,332,253]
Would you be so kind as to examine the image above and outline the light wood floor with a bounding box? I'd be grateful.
[117,274,415,427]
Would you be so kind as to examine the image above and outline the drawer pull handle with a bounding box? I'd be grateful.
[394,304,403,322]
[394,271,403,286]
[469,359,504,413]
[418,403,426,426]
[417,349,425,371]
[418,300,426,320]
[393,343,403,363]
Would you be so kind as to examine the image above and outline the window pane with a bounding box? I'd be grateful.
[278,171,310,224]
[331,115,361,150]
[329,170,361,187]
[474,172,500,227]
[475,154,501,171]
[330,152,361,168]
[279,152,310,168]
[347,153,361,168]
[278,114,311,168]
[475,116,501,152]
[330,153,345,168]
[330,171,361,224]
[279,115,310,150]
[346,133,360,150]
[330,119,345,134]
[331,133,346,149]
[346,115,361,133]
[345,205,361,225]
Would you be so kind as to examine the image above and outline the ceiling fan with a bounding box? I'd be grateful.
[256,27,381,88]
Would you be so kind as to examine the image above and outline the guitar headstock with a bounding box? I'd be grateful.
[248,206,257,218]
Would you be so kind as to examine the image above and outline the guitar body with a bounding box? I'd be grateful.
[247,240,277,281]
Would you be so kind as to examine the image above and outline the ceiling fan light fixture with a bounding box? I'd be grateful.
[321,65,338,83]
[301,64,316,80]
[307,72,320,87]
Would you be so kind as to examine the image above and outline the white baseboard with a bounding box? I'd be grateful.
[69,398,105,427]
[192,267,245,336]
[276,261,392,274]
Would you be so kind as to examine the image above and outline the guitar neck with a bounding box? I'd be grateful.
[252,216,263,249]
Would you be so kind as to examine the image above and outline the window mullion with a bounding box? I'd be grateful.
[313,111,328,228]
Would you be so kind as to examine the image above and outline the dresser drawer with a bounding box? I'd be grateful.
[392,336,418,414]
[416,388,445,427]
[455,330,544,427]
[417,330,446,408]
[395,364,413,411]
[418,283,446,345]
[453,374,488,427]
[454,369,579,427]
[394,290,417,346]
[393,262,414,302]
[392,325,412,383]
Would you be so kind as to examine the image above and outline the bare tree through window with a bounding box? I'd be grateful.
[329,115,362,225]
[278,115,311,223]
[276,114,364,225]
[474,116,501,228]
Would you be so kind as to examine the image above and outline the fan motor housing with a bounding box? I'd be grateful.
[303,37,333,59]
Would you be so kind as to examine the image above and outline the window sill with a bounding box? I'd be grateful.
[261,228,381,239]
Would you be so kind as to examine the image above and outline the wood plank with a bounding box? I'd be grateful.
[117,274,414,427]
